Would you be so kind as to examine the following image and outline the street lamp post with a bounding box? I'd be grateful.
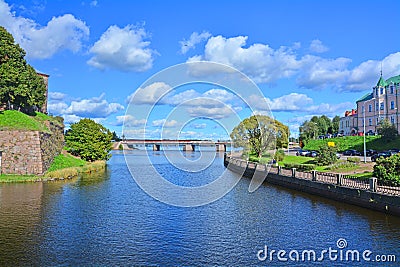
[363,105,366,163]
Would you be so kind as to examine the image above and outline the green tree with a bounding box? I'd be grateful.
[111,131,121,141]
[331,115,340,134]
[373,154,400,186]
[65,118,113,161]
[300,120,318,141]
[0,26,46,113]
[316,145,338,166]
[377,119,398,142]
[230,115,287,158]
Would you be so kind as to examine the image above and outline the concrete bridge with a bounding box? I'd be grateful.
[113,139,230,152]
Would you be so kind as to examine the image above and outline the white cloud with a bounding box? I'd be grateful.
[152,119,178,128]
[190,123,207,129]
[0,0,89,59]
[48,93,124,120]
[88,25,156,72]
[115,115,146,127]
[346,52,400,91]
[48,102,69,115]
[309,39,329,53]
[127,82,172,104]
[297,55,351,90]
[186,106,235,119]
[90,0,98,7]
[65,93,124,117]
[48,92,67,101]
[189,35,300,83]
[248,93,353,116]
[63,114,82,124]
[180,31,211,54]
[187,34,400,92]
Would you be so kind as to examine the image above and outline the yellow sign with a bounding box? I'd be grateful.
[328,142,335,147]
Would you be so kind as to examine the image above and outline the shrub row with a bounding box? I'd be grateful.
[283,163,316,172]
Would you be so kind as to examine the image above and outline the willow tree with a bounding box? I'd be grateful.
[230,115,288,158]
[0,26,46,113]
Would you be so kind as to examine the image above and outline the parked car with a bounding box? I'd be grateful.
[296,149,309,156]
[336,153,341,159]
[306,151,318,157]
[342,149,361,156]
[371,152,391,162]
[362,149,377,157]
[388,149,400,156]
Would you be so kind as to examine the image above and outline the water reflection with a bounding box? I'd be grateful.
[0,151,399,266]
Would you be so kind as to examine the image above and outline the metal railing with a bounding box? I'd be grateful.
[224,155,400,196]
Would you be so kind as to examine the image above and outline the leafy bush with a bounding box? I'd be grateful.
[284,163,316,171]
[373,154,400,186]
[65,118,113,161]
[325,161,356,171]
[274,149,285,162]
[316,145,338,166]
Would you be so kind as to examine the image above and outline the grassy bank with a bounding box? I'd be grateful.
[303,135,400,152]
[0,110,62,132]
[0,153,106,183]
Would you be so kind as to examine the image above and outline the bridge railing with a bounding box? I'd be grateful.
[224,154,400,196]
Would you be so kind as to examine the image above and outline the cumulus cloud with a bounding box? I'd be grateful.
[309,39,329,53]
[88,25,156,72]
[180,31,211,54]
[48,93,124,123]
[190,123,207,129]
[189,35,300,83]
[127,83,241,119]
[296,55,351,90]
[186,106,235,119]
[187,34,400,92]
[127,82,172,104]
[248,93,353,116]
[0,0,89,59]
[152,119,178,128]
[115,115,146,127]
[48,92,67,101]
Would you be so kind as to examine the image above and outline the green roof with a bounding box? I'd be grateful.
[376,75,387,87]
[356,92,373,103]
[386,75,400,85]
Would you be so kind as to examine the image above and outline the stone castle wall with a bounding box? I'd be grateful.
[0,122,64,175]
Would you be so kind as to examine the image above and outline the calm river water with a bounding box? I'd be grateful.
[0,151,399,266]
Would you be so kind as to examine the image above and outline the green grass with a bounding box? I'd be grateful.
[0,174,40,182]
[280,155,315,165]
[0,110,61,132]
[46,153,87,172]
[303,135,387,152]
[351,172,373,178]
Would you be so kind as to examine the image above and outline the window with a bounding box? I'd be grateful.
[369,118,372,126]
[362,106,364,113]
[391,101,395,110]
[380,88,384,94]
[376,118,379,124]
[380,102,384,110]
[390,86,394,94]
[391,116,395,125]
[376,102,379,111]
[376,88,378,95]
[368,104,372,112]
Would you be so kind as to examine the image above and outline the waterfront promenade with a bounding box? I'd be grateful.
[224,154,400,216]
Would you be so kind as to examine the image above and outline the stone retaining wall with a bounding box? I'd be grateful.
[224,155,400,217]
[0,122,64,175]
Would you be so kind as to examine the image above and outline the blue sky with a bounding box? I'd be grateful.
[1,0,400,140]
